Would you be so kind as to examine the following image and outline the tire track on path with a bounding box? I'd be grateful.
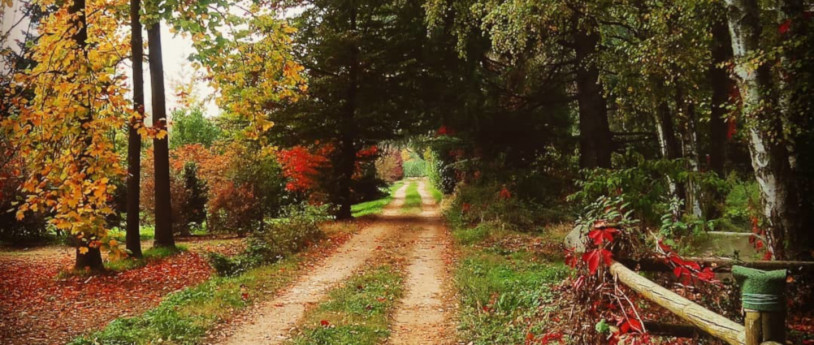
[388,179,456,345]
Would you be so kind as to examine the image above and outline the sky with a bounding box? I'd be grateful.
[1,1,220,120]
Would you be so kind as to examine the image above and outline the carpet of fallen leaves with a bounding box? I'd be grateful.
[0,239,243,345]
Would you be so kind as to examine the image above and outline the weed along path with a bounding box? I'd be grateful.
[219,184,413,345]
[389,180,455,345]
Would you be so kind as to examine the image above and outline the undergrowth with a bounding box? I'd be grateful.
[452,223,570,344]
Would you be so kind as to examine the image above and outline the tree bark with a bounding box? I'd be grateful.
[68,0,103,270]
[652,94,685,203]
[148,21,175,248]
[126,0,143,258]
[573,19,612,169]
[725,0,800,259]
[709,5,735,177]
[778,0,814,258]
[676,87,703,218]
[335,4,359,220]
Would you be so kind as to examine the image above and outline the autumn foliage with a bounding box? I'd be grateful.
[277,145,331,194]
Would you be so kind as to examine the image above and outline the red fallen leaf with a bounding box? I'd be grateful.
[531,331,563,344]
[755,240,764,250]
[375,246,382,250]
[241,293,249,301]
[320,320,330,327]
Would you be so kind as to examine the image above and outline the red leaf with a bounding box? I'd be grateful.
[582,249,613,275]
[583,250,601,275]
[673,266,685,278]
[658,240,674,254]
[778,19,791,34]
[588,228,619,246]
[320,320,330,327]
[727,116,737,139]
[601,249,614,266]
[697,267,715,282]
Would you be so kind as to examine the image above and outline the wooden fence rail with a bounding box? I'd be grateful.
[609,260,747,345]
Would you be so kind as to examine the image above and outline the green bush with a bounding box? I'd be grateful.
[568,153,727,227]
[446,182,566,233]
[209,203,329,276]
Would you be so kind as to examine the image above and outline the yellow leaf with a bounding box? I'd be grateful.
[79,247,89,255]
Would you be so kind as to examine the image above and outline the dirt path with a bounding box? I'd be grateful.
[218,181,456,345]
[388,180,456,345]
[220,184,411,345]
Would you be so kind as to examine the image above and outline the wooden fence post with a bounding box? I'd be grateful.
[732,266,787,345]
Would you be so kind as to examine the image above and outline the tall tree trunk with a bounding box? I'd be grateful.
[573,19,612,169]
[707,6,736,219]
[653,99,682,161]
[336,3,359,220]
[126,0,143,258]
[69,0,103,270]
[725,0,801,259]
[676,87,703,219]
[709,5,735,177]
[779,0,814,257]
[652,95,685,203]
[148,21,175,248]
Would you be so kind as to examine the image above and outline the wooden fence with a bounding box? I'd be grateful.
[609,259,814,345]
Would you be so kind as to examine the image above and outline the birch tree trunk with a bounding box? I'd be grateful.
[676,87,703,219]
[725,0,801,259]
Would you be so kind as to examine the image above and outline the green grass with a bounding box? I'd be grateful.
[70,253,305,345]
[107,225,156,242]
[401,181,422,214]
[105,245,187,272]
[452,224,570,345]
[427,182,443,203]
[351,181,405,217]
[287,264,403,345]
